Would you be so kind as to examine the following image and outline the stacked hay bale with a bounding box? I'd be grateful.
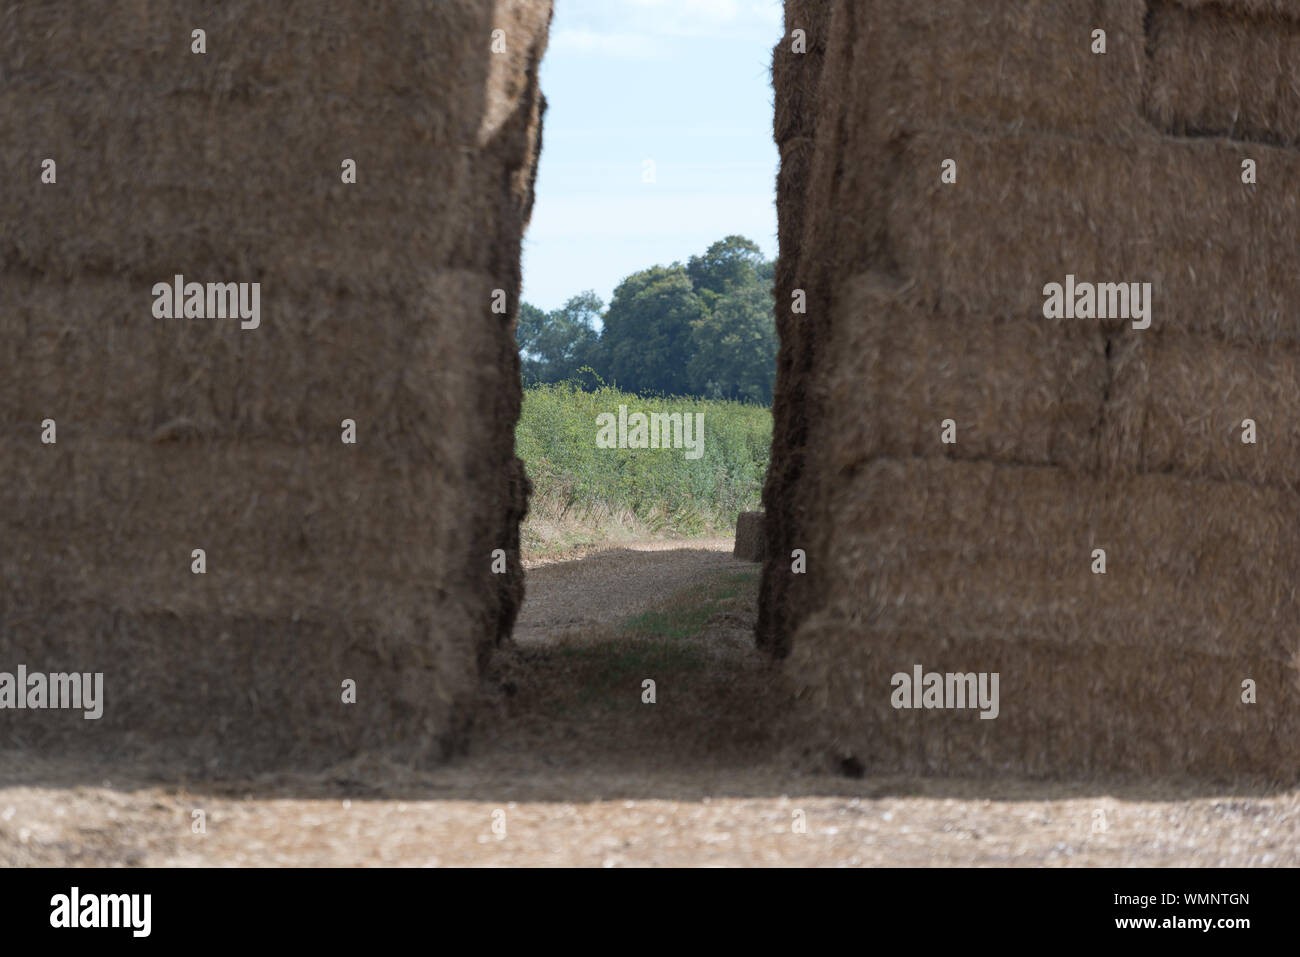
[762,0,830,654]
[0,0,552,771]
[765,0,1300,778]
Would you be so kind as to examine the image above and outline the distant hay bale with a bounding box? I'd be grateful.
[734,512,766,562]
[0,0,553,771]
[766,0,1300,780]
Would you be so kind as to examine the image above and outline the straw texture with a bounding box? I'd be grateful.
[765,0,1300,779]
[0,0,553,770]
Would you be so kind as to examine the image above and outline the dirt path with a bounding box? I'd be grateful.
[3,538,1298,867]
[513,538,735,643]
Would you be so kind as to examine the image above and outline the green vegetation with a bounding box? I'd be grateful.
[516,383,771,555]
[518,235,778,404]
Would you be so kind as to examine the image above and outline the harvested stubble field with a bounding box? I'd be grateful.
[1,541,1296,867]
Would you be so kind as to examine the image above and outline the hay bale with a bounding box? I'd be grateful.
[786,457,1300,778]
[814,0,1147,145]
[766,0,1300,780]
[886,131,1300,342]
[0,604,478,768]
[1,0,553,291]
[821,273,1109,475]
[789,611,1296,779]
[1147,0,1300,146]
[734,512,766,562]
[1104,330,1300,486]
[0,2,500,104]
[1173,0,1300,11]
[783,0,833,42]
[774,137,816,256]
[0,0,553,771]
[2,92,510,290]
[762,67,827,654]
[772,44,823,143]
[0,271,511,441]
[812,458,1300,655]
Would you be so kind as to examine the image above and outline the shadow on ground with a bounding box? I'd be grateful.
[1,545,1291,807]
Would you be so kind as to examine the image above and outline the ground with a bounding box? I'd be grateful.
[2,539,1297,866]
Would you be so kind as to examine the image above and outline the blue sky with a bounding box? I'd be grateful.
[520,0,783,312]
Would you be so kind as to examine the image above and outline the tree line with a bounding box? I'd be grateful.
[517,235,778,404]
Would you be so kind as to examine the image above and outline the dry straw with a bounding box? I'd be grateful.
[1147,0,1300,147]
[888,131,1300,342]
[772,43,823,143]
[0,0,553,770]
[783,0,832,41]
[763,8,828,656]
[788,457,1300,778]
[821,274,1109,476]
[767,0,1300,778]
[809,458,1300,655]
[774,137,815,259]
[1105,330,1300,486]
[733,511,766,562]
[2,92,507,293]
[1163,0,1300,19]
[0,272,510,440]
[823,0,1148,146]
[789,610,1296,780]
[0,2,496,105]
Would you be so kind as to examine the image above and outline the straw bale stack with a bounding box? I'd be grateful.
[766,0,1300,779]
[0,0,552,770]
[763,9,830,654]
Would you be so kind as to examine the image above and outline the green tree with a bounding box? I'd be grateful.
[600,265,705,396]
[515,302,546,385]
[688,280,777,403]
[515,292,603,385]
[686,235,766,310]
[523,235,778,400]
